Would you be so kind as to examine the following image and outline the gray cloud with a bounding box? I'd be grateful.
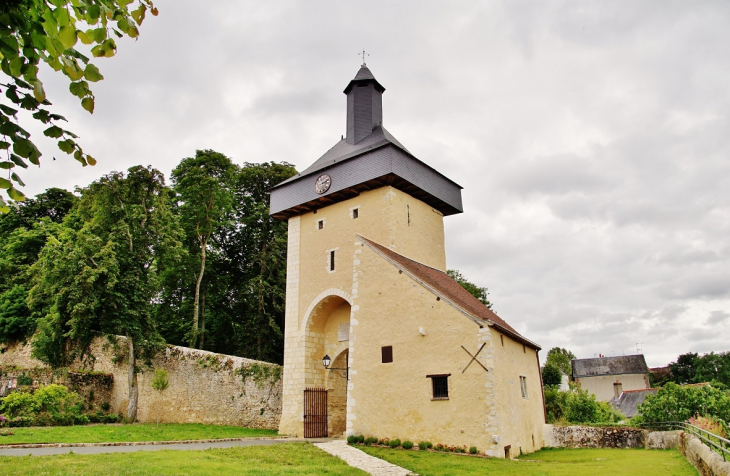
[12,0,730,368]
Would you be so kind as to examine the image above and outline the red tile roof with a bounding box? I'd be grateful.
[358,235,540,350]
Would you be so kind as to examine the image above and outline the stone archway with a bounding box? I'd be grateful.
[300,294,351,437]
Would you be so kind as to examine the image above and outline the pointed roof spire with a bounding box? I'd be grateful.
[343,65,385,94]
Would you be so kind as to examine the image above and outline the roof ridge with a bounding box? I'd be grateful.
[356,235,540,350]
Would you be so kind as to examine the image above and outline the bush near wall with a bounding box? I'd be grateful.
[544,386,624,424]
[0,384,120,427]
[633,382,730,430]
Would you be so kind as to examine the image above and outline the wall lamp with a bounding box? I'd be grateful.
[322,354,349,380]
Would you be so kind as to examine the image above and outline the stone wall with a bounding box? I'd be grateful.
[543,424,646,449]
[0,338,282,429]
[679,432,730,476]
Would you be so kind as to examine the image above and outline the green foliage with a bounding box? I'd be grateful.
[418,441,432,450]
[469,446,478,454]
[636,382,730,424]
[542,364,562,387]
[545,386,624,424]
[402,440,414,449]
[237,362,282,388]
[446,269,492,309]
[0,0,158,209]
[364,436,378,445]
[347,435,357,444]
[159,159,297,363]
[29,166,181,366]
[389,438,401,448]
[669,353,699,385]
[0,384,86,426]
[151,368,168,392]
[545,347,576,377]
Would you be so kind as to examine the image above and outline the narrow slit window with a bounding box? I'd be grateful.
[330,250,335,271]
[381,346,393,363]
[318,220,324,230]
[427,374,450,399]
[352,208,359,219]
[500,335,504,346]
[520,376,528,399]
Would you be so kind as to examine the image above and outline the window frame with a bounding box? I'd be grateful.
[427,373,451,400]
[519,375,528,399]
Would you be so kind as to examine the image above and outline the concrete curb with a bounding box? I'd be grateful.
[0,435,299,450]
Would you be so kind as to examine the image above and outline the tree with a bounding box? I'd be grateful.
[0,0,157,211]
[637,382,730,424]
[29,165,182,421]
[170,150,236,349]
[0,188,74,342]
[447,269,492,309]
[693,351,730,388]
[669,352,698,385]
[545,347,576,377]
[542,363,562,387]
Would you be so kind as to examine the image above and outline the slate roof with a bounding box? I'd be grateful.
[610,388,657,418]
[358,235,540,350]
[572,355,649,378]
[343,65,385,93]
[274,125,411,189]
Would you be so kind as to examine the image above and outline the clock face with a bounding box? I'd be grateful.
[315,174,332,194]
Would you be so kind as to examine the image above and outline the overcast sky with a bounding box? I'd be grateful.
[17,1,730,367]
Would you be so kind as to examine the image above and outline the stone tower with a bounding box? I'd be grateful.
[270,65,463,437]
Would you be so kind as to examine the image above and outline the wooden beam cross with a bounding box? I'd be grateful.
[461,343,489,373]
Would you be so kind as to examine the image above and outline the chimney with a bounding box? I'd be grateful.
[343,65,385,144]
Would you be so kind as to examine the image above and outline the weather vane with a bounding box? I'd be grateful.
[359,49,369,66]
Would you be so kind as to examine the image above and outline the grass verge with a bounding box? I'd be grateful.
[0,423,278,445]
[359,446,697,476]
[0,443,366,475]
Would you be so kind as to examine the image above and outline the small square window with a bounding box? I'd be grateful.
[520,376,528,399]
[330,250,335,271]
[381,346,393,363]
[318,220,324,230]
[428,374,450,399]
[352,208,359,219]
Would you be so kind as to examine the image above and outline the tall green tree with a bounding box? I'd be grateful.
[0,0,158,210]
[0,188,76,342]
[170,150,236,349]
[546,347,576,377]
[694,351,730,387]
[447,269,492,309]
[669,352,699,385]
[29,165,182,421]
[221,161,296,362]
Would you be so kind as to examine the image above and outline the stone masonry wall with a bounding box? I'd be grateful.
[0,338,282,429]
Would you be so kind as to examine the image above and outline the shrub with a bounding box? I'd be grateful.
[101,402,111,412]
[469,446,478,454]
[9,416,33,427]
[347,435,358,445]
[638,383,730,424]
[357,435,365,444]
[0,384,89,427]
[389,438,401,448]
[364,437,378,445]
[418,441,432,450]
[378,438,389,446]
[402,440,413,449]
[542,364,562,387]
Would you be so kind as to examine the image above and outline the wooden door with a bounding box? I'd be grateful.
[303,388,328,438]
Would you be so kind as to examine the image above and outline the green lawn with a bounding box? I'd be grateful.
[0,443,366,475]
[359,446,697,476]
[0,423,278,445]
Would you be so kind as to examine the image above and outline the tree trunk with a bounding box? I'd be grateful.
[126,336,138,422]
[199,290,206,349]
[191,235,207,348]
